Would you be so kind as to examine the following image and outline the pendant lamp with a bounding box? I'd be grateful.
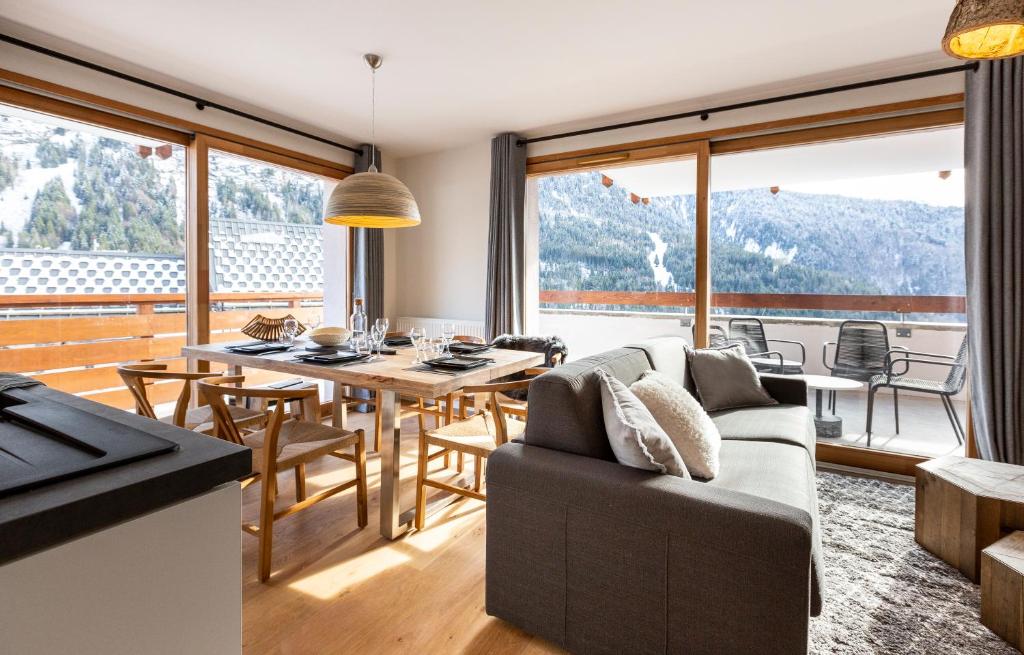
[324,54,421,228]
[942,0,1024,60]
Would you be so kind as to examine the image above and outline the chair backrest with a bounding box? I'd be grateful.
[454,335,485,344]
[117,363,219,427]
[463,379,533,446]
[691,324,730,348]
[490,334,567,367]
[198,376,317,450]
[944,335,970,393]
[832,320,890,381]
[729,317,769,355]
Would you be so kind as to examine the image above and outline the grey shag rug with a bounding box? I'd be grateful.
[810,471,1017,654]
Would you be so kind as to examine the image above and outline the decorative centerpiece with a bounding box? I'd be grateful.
[240,314,307,342]
[308,326,352,348]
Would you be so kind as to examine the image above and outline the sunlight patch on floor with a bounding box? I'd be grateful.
[287,544,413,600]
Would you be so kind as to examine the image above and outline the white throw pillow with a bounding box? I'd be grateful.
[631,370,721,479]
[596,369,690,478]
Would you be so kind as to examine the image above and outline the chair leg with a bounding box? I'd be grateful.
[866,386,877,448]
[474,455,483,493]
[294,464,306,502]
[355,429,368,527]
[456,452,464,473]
[831,390,837,415]
[258,469,277,583]
[414,432,429,530]
[943,395,965,445]
[893,388,900,434]
[373,404,382,453]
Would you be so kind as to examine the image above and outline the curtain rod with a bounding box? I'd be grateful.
[520,62,977,146]
[0,33,362,155]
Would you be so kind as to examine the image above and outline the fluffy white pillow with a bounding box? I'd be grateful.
[630,370,721,479]
[596,369,690,478]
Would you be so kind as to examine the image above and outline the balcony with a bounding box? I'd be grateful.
[0,292,323,411]
[538,290,968,459]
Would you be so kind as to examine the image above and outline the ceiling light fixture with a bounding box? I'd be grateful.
[942,0,1024,60]
[324,54,421,228]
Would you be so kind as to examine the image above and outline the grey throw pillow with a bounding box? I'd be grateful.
[596,369,690,478]
[685,345,778,412]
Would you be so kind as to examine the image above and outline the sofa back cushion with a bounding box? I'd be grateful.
[525,347,651,460]
[625,335,696,395]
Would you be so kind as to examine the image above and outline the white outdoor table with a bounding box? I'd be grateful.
[792,374,863,438]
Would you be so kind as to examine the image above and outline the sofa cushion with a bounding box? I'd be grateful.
[525,348,652,461]
[625,335,696,395]
[630,370,720,479]
[686,345,778,412]
[705,440,824,615]
[598,370,690,478]
[710,404,816,459]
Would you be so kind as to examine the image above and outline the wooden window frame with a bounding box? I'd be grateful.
[527,97,970,474]
[0,75,352,367]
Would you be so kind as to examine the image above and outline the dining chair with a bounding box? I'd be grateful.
[728,317,805,374]
[414,377,532,530]
[866,335,968,447]
[198,376,368,582]
[117,363,264,433]
[453,335,485,344]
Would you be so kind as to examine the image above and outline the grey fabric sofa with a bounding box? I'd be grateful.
[485,335,822,655]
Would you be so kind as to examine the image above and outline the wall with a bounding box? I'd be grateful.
[390,57,964,325]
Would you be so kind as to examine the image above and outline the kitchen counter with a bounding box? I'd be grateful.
[0,383,250,564]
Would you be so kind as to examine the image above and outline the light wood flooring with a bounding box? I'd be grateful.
[240,407,563,655]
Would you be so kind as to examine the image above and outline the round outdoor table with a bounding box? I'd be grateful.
[749,357,802,371]
[794,374,863,438]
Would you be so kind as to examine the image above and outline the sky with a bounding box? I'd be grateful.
[784,169,965,208]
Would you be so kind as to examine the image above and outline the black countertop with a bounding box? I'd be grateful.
[0,384,251,565]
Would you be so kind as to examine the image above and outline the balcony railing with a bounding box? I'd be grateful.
[0,292,323,410]
[539,290,966,316]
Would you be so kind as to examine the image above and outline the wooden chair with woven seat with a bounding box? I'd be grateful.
[117,363,264,433]
[414,378,531,530]
[198,376,368,582]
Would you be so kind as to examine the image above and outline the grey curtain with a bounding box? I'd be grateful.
[965,56,1024,464]
[484,133,527,340]
[351,144,384,325]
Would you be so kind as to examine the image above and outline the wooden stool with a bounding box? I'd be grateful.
[982,531,1024,650]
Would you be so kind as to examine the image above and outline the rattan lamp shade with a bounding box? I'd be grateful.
[323,171,421,228]
[942,0,1024,60]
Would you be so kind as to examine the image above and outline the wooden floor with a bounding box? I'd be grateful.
[240,407,564,655]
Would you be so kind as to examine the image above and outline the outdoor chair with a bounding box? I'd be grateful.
[728,317,806,374]
[866,335,968,447]
[823,319,904,420]
[691,324,737,348]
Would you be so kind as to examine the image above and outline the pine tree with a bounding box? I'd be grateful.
[22,178,76,249]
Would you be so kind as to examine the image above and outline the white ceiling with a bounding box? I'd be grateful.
[0,1,959,157]
[602,126,965,204]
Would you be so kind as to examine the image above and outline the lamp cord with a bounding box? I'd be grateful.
[369,66,377,172]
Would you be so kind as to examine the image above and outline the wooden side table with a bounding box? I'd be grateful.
[916,455,1024,582]
[982,531,1024,650]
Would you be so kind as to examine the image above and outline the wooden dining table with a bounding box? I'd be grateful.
[182,340,544,539]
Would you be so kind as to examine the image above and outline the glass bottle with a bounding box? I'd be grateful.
[349,298,367,353]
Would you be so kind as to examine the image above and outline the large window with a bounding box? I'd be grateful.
[0,103,188,408]
[709,127,967,459]
[206,149,330,386]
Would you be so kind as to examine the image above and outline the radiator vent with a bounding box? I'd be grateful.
[395,317,485,340]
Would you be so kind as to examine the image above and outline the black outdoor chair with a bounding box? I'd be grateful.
[866,334,968,447]
[823,320,904,419]
[728,317,805,374]
[691,324,738,349]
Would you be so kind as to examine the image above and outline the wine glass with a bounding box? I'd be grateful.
[410,327,426,362]
[279,318,298,346]
[370,324,385,358]
[375,317,389,336]
[442,322,456,354]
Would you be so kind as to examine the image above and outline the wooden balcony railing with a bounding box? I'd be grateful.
[0,292,323,411]
[539,290,967,315]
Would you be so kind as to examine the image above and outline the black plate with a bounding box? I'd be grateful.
[295,352,370,365]
[227,342,292,355]
[448,342,493,355]
[384,337,413,347]
[422,356,492,371]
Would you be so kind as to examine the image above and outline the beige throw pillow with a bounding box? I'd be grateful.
[631,370,720,479]
[685,345,778,412]
[597,369,690,478]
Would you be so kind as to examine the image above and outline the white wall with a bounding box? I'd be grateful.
[390,65,964,324]
[392,140,493,321]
